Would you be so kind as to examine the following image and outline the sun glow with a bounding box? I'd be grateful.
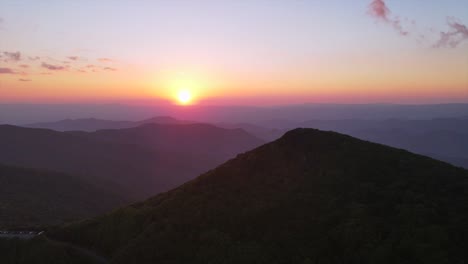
[177,89,193,105]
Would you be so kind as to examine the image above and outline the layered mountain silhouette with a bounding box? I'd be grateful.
[0,124,263,199]
[26,116,191,132]
[25,116,468,169]
[0,164,125,229]
[49,128,468,264]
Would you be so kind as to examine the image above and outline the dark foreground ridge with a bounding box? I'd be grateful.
[45,128,468,263]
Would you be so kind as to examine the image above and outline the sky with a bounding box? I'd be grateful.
[0,0,467,105]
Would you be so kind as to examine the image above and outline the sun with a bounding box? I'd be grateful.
[177,89,193,105]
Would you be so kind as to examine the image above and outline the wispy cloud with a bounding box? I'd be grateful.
[19,64,30,68]
[435,18,468,48]
[367,0,467,48]
[29,56,41,61]
[3,51,21,62]
[368,0,408,36]
[0,67,16,74]
[103,67,117,71]
[67,56,79,61]
[41,62,67,71]
[98,58,113,62]
[18,78,32,82]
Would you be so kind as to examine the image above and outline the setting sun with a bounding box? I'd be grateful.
[177,90,193,105]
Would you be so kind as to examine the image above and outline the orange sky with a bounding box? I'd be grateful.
[1,1,467,105]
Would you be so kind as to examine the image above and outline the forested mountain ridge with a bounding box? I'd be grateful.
[0,124,263,199]
[0,163,126,229]
[51,128,468,264]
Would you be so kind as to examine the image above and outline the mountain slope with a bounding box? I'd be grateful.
[51,128,468,263]
[71,123,263,162]
[299,118,468,168]
[0,164,126,229]
[0,124,263,199]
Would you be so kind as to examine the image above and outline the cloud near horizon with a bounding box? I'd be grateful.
[0,67,15,74]
[41,62,67,71]
[18,78,32,82]
[97,58,113,63]
[103,67,117,71]
[3,51,21,62]
[1,49,118,75]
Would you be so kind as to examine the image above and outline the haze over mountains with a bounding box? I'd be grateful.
[0,103,467,263]
[23,114,468,169]
[46,129,468,263]
[26,116,190,132]
[0,124,262,199]
[2,103,468,125]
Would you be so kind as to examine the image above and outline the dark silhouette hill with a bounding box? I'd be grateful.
[0,164,125,229]
[51,128,468,264]
[0,124,263,199]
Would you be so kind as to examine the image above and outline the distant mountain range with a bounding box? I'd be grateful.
[24,116,468,169]
[46,128,468,263]
[0,164,125,229]
[26,116,191,132]
[0,123,263,201]
[3,103,468,124]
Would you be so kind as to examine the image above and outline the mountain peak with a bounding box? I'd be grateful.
[51,129,468,263]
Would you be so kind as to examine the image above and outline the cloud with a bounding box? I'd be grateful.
[41,62,66,71]
[98,58,112,62]
[369,0,389,20]
[29,56,41,61]
[367,0,468,48]
[18,78,32,82]
[19,64,30,68]
[0,67,15,74]
[3,51,21,62]
[103,67,117,71]
[67,56,79,61]
[434,18,468,48]
[368,0,408,36]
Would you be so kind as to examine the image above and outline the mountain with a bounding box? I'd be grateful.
[26,118,135,132]
[216,122,286,141]
[0,124,263,199]
[26,116,468,169]
[300,118,468,168]
[0,163,126,229]
[50,128,468,263]
[25,116,191,132]
[70,123,263,162]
